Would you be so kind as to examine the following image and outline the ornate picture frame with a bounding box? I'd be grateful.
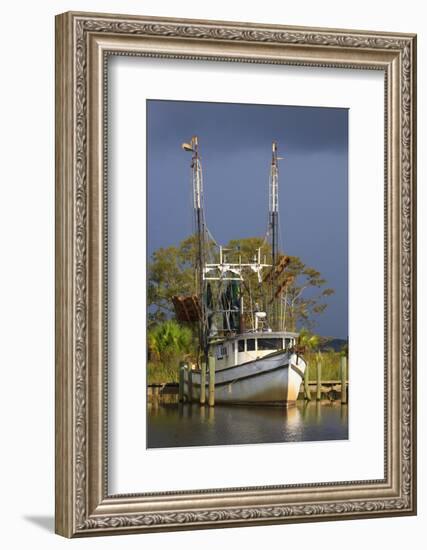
[55,11,416,537]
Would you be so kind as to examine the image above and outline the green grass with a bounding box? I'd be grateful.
[304,351,348,381]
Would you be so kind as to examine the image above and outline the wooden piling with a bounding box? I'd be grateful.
[208,355,215,407]
[188,365,193,403]
[200,361,206,405]
[316,358,322,401]
[340,356,347,404]
[304,362,311,401]
[154,385,161,410]
[178,362,185,403]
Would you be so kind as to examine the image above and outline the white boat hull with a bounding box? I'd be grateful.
[185,351,306,405]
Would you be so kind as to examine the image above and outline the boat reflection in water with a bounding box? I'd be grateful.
[147,402,348,449]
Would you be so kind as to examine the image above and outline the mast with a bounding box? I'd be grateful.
[182,136,208,357]
[269,141,279,271]
[268,141,282,329]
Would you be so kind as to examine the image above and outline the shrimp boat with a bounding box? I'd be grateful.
[174,137,306,406]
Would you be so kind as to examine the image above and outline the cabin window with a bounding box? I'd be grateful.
[238,340,245,352]
[232,343,235,352]
[247,338,255,351]
[285,338,291,348]
[257,338,282,351]
[216,345,228,359]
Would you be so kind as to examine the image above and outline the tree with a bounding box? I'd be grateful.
[147,236,197,325]
[148,234,334,332]
[280,256,335,332]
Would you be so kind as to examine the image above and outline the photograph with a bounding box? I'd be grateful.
[146,99,349,448]
[53,9,416,537]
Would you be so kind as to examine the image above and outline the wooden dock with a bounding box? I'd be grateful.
[298,380,348,402]
[147,383,179,405]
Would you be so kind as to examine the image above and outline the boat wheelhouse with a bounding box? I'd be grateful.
[211,331,299,370]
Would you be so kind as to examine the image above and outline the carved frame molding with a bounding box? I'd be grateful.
[55,11,416,537]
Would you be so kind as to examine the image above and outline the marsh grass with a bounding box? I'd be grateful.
[147,360,181,384]
[304,351,347,381]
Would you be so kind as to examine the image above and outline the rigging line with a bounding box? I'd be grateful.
[247,277,255,331]
[277,206,285,256]
[282,287,288,332]
[196,160,222,256]
[261,227,270,249]
[206,226,220,248]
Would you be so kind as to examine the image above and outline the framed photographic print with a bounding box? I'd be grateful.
[55,11,417,537]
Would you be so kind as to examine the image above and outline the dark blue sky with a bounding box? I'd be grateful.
[147,100,348,338]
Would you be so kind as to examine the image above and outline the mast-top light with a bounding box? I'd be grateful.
[182,136,199,153]
[183,135,203,210]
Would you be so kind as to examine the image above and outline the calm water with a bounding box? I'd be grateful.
[147,402,348,448]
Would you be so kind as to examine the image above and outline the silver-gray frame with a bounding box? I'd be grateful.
[55,11,417,537]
